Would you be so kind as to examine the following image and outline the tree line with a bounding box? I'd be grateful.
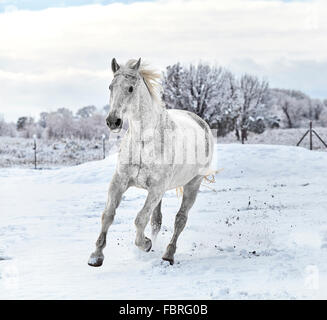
[1,62,326,141]
[162,63,327,143]
[0,105,110,140]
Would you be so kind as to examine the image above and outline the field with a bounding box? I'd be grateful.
[0,135,121,168]
[0,127,326,169]
[1,143,327,299]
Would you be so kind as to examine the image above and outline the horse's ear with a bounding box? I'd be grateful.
[111,58,120,73]
[131,58,141,71]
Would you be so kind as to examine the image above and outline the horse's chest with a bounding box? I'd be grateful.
[127,163,169,190]
[133,164,157,188]
[118,135,172,189]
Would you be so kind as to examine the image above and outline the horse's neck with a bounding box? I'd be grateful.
[128,103,164,140]
[128,85,167,139]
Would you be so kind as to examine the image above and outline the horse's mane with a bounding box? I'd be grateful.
[125,59,162,103]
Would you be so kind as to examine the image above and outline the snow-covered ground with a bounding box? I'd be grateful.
[0,144,327,299]
[218,127,327,151]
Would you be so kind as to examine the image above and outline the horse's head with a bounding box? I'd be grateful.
[106,58,142,132]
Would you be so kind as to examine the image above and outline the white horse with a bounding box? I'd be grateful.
[88,58,214,267]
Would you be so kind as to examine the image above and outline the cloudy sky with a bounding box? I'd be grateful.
[0,0,326,122]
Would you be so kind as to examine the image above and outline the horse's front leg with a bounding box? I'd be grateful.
[88,173,129,267]
[135,188,164,252]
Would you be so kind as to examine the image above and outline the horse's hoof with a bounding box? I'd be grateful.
[88,253,104,267]
[162,256,174,265]
[144,237,152,252]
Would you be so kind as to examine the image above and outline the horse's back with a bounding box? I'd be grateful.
[166,109,214,182]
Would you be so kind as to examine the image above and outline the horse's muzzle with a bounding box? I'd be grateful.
[106,115,123,131]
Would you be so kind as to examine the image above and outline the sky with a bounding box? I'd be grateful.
[0,0,326,122]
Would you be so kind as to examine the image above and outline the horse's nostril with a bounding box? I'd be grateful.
[115,118,122,127]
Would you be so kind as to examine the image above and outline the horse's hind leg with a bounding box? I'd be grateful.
[151,200,162,240]
[88,173,129,267]
[162,175,203,265]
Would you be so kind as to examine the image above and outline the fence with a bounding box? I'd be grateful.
[27,123,326,169]
[296,121,327,150]
[31,134,120,169]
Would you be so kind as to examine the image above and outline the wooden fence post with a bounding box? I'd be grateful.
[309,121,313,150]
[33,134,37,169]
[102,134,106,159]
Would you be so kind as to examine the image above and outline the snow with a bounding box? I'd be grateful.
[1,144,327,299]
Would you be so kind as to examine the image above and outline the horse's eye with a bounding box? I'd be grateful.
[128,86,133,93]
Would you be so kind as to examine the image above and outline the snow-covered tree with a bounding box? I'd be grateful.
[38,112,49,129]
[16,116,36,138]
[76,105,96,119]
[162,63,241,137]
[308,99,324,121]
[205,71,241,137]
[46,108,75,139]
[162,63,186,111]
[0,115,16,137]
[235,74,269,143]
[267,89,326,129]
